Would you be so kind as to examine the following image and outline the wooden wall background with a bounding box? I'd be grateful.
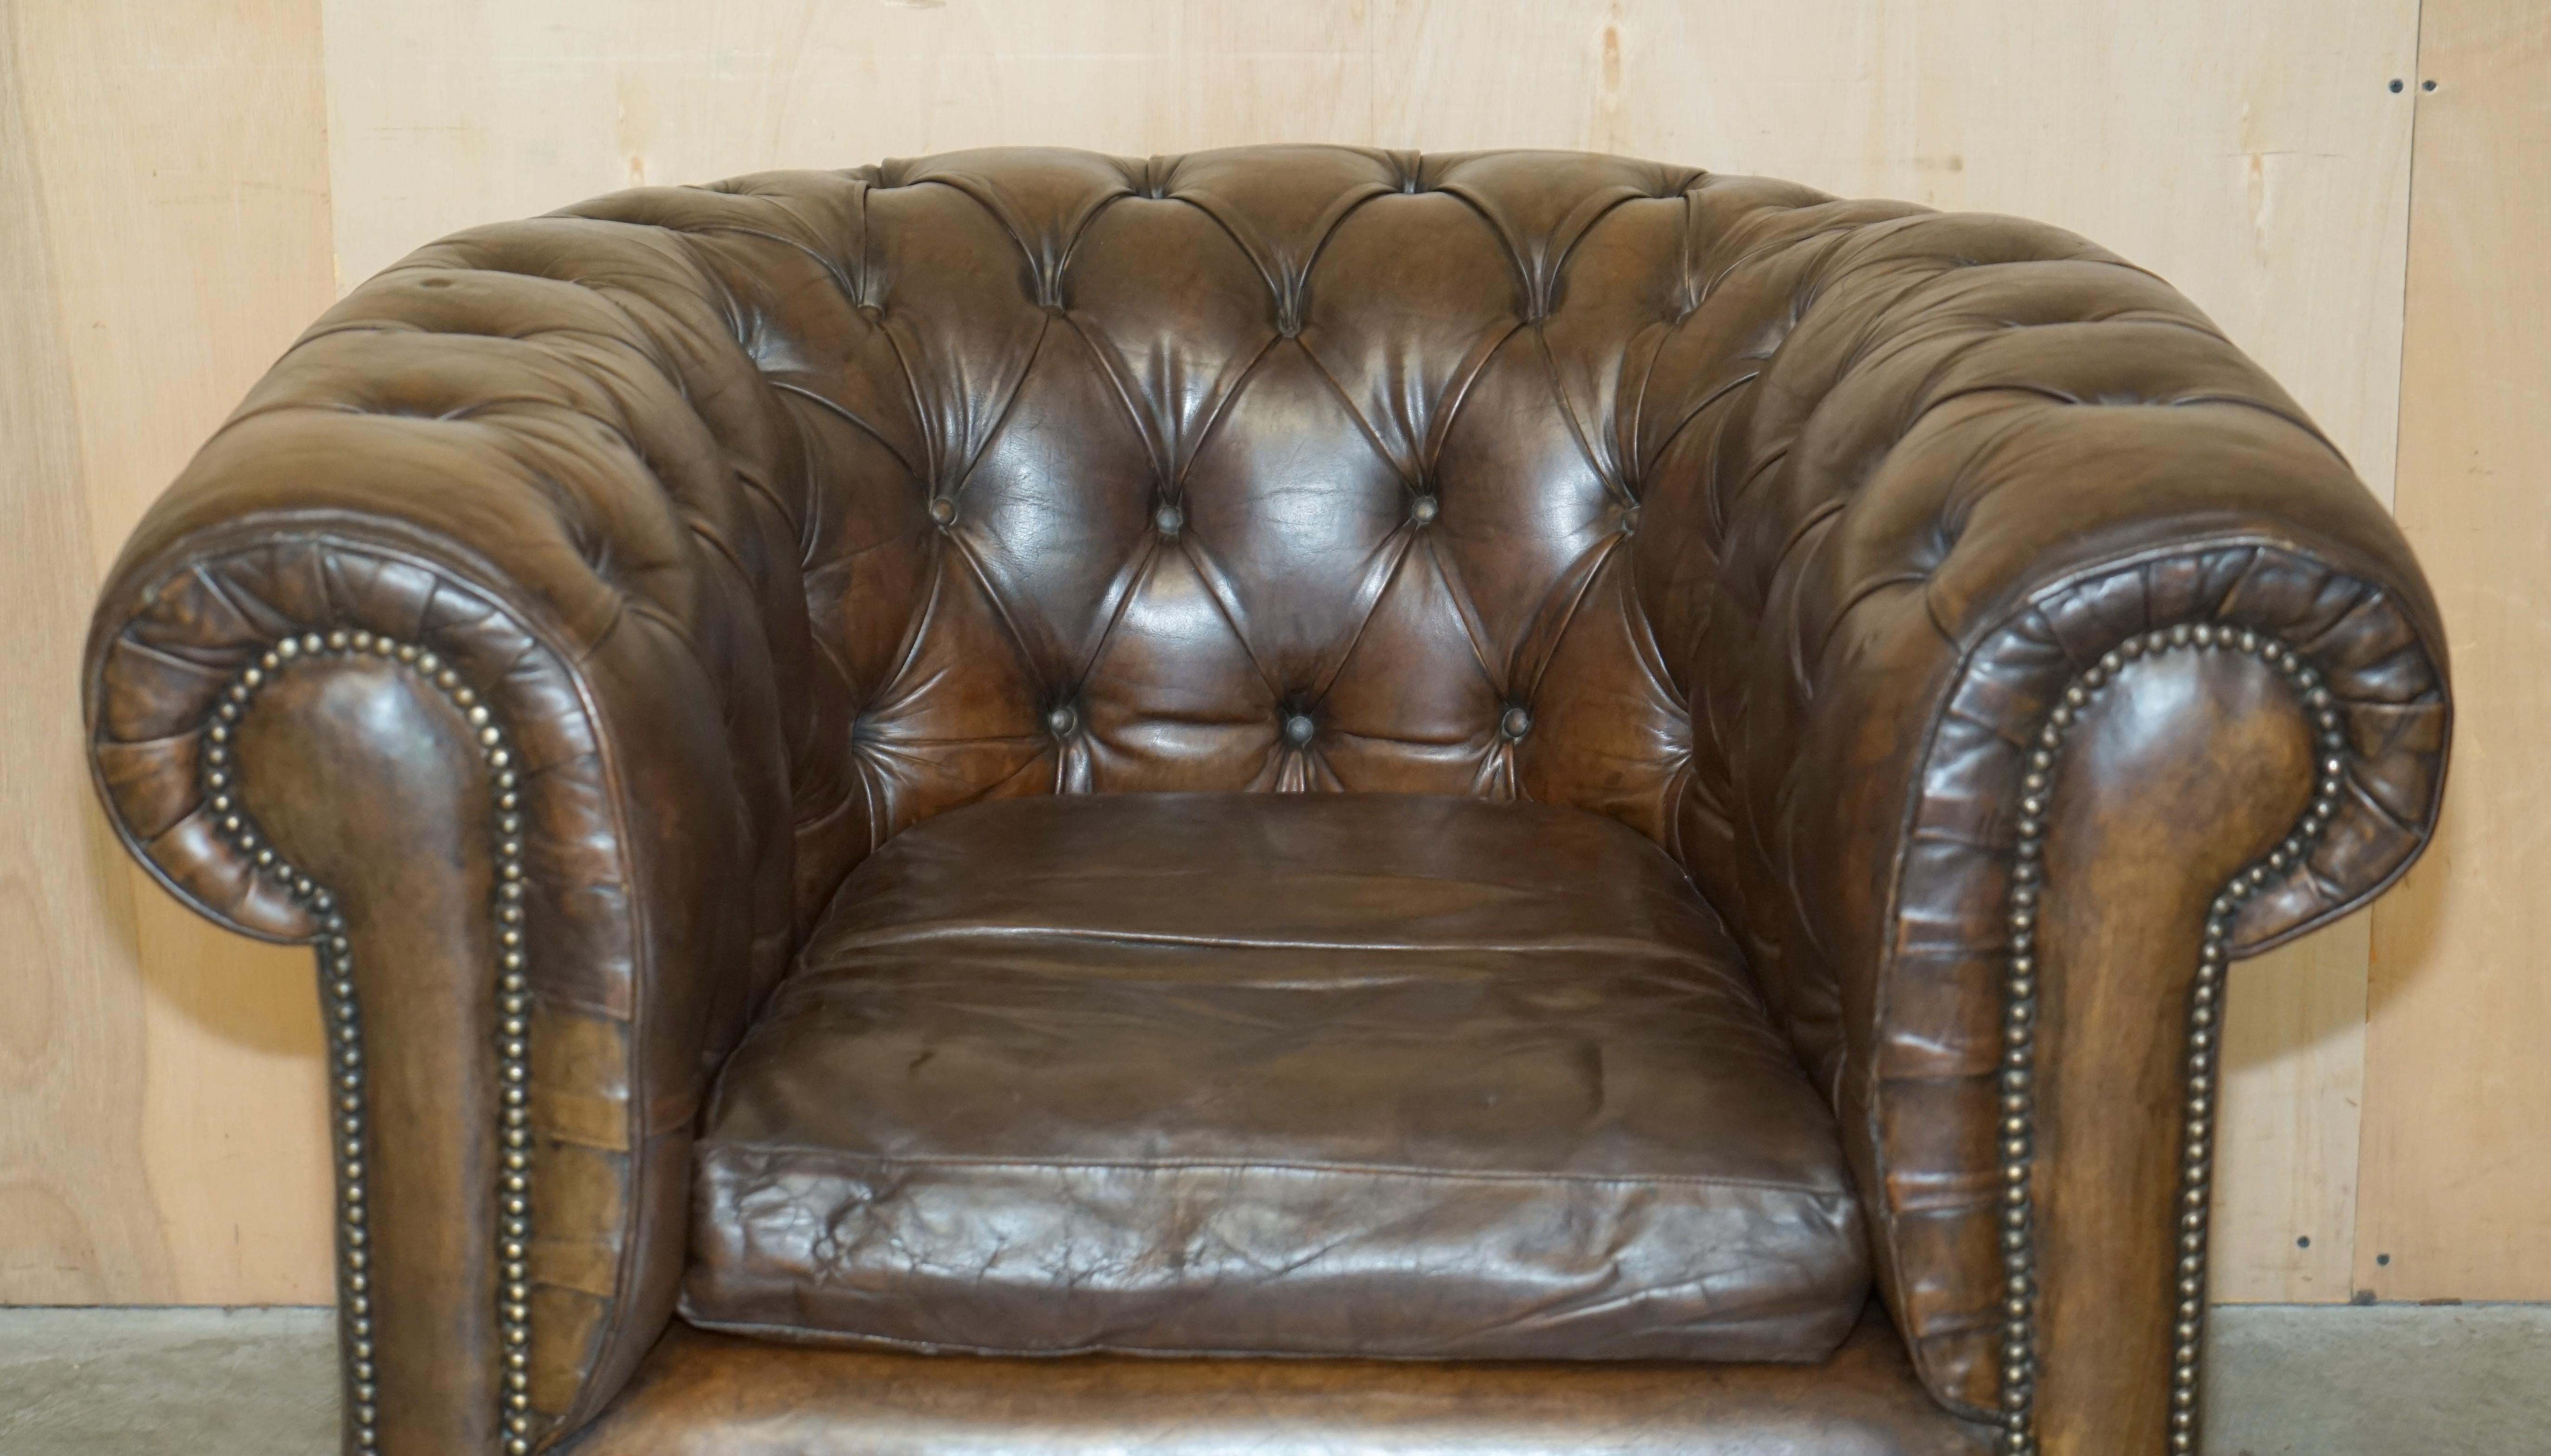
[2,0,2542,1307]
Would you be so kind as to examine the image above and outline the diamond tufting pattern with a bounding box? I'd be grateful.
[552,147,1729,896]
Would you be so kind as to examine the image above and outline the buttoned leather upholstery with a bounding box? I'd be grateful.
[82,146,2451,1453]
[687,791,1868,1362]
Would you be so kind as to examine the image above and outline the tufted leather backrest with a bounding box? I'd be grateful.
[532,143,2436,1047]
[538,146,1777,936]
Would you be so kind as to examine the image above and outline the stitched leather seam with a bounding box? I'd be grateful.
[713,1147,1858,1199]
[808,924,1726,957]
[669,1309,1844,1365]
[766,379,919,478]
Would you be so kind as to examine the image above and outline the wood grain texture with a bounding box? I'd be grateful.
[1,0,337,1305]
[2361,0,2551,1301]
[0,1,167,1305]
[5,0,2518,1306]
[316,1,1380,289]
[2214,923,2371,1302]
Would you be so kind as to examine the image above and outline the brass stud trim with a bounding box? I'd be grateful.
[197,631,533,1455]
[1995,623,2337,1456]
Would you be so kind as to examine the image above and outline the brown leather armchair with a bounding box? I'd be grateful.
[82,147,2451,1456]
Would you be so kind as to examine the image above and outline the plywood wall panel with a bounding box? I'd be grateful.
[7,0,2531,1306]
[2359,0,2551,1302]
[0,9,166,1305]
[0,0,337,1305]
[2213,920,2371,1302]
[319,1,1380,288]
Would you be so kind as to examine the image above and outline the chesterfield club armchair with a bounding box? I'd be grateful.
[82,148,2451,1456]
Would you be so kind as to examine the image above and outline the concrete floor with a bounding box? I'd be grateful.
[2,1304,2545,1454]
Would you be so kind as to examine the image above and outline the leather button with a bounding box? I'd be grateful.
[1410,494,1439,526]
[1154,502,1184,536]
[1620,504,1640,535]
[928,497,958,527]
[1501,706,1532,740]
[1283,714,1315,746]
[1045,706,1077,738]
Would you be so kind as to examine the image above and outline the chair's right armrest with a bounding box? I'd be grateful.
[1651,196,2451,1453]
[83,210,824,1453]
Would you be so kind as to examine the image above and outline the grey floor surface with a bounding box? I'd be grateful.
[2,1304,2545,1454]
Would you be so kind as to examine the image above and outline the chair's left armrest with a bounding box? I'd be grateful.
[82,203,832,1453]
[1667,204,2453,1454]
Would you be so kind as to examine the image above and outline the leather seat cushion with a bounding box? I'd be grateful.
[682,793,1870,1363]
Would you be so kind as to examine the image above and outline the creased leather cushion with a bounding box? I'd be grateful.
[683,792,1869,1363]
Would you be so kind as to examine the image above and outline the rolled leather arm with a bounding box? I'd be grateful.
[82,207,838,1453]
[1650,198,2451,1449]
